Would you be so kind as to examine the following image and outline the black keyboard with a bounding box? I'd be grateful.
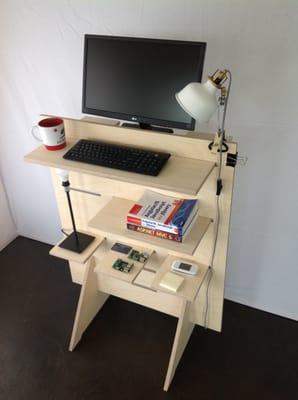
[63,139,171,176]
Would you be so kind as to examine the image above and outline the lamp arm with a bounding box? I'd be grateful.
[220,70,232,141]
[218,70,232,183]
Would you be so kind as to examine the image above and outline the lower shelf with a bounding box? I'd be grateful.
[95,242,154,283]
[89,197,212,256]
[94,239,209,302]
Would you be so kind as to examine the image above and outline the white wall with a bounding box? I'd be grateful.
[0,1,297,319]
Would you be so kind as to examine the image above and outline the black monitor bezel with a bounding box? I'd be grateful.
[82,34,206,131]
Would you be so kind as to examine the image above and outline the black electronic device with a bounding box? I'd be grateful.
[63,139,171,176]
[82,35,206,132]
[111,243,132,255]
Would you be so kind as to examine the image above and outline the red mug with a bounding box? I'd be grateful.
[32,117,66,150]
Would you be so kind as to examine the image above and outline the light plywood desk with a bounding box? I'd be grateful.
[25,116,237,391]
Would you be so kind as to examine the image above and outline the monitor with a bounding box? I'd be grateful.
[82,35,206,132]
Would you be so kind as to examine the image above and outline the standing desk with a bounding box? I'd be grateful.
[25,116,237,391]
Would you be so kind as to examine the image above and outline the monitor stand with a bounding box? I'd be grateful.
[121,122,173,134]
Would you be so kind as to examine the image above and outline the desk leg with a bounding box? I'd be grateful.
[163,299,195,391]
[69,256,109,351]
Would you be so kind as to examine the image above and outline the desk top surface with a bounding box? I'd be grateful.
[25,140,215,196]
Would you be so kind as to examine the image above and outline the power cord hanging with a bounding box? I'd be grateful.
[204,70,232,328]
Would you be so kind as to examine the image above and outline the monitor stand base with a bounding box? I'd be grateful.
[122,122,173,134]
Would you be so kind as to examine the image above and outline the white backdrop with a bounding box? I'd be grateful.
[0,0,297,320]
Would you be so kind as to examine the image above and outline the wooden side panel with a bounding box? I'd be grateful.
[163,300,194,391]
[69,257,109,351]
[189,159,237,331]
[68,261,86,285]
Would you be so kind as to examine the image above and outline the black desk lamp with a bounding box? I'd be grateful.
[56,169,95,253]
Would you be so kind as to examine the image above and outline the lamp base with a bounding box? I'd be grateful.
[58,231,95,253]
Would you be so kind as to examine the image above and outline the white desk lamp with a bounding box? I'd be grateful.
[176,69,232,195]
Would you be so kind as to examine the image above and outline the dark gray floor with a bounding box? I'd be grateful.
[0,237,297,400]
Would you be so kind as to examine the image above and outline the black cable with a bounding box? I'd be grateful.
[208,139,229,153]
[204,194,221,328]
[204,71,232,328]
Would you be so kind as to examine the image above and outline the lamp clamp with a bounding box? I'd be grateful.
[208,130,229,153]
[226,152,248,168]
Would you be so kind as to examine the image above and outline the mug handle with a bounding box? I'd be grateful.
[31,125,42,141]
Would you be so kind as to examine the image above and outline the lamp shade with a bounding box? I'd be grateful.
[176,79,218,123]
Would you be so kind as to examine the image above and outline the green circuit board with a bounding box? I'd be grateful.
[112,258,134,273]
[128,250,149,263]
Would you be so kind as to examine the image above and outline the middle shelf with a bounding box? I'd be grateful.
[88,197,212,256]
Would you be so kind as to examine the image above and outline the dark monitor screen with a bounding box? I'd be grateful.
[82,35,206,131]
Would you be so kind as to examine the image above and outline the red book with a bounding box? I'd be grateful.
[127,223,182,242]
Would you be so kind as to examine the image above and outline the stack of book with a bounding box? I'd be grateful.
[126,190,199,242]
